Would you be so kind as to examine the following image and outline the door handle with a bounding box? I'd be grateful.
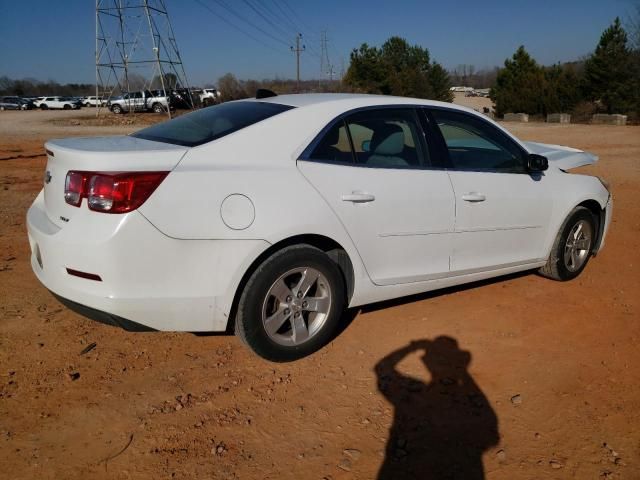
[461,192,486,202]
[341,192,376,203]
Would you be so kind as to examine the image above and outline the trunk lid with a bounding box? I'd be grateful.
[43,136,188,228]
[524,141,598,170]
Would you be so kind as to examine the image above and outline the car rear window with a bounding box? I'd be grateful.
[131,101,294,147]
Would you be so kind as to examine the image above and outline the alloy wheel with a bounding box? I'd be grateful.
[261,267,332,346]
[564,219,592,272]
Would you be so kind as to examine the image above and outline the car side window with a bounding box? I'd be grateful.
[308,120,354,164]
[345,109,429,168]
[431,109,525,172]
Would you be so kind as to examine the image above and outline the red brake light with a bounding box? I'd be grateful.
[64,171,168,213]
[64,171,87,206]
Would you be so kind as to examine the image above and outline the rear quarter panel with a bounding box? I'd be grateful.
[137,108,374,305]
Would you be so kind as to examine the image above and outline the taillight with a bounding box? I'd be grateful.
[64,171,168,213]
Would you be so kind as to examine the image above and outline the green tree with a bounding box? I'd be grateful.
[582,17,636,113]
[490,46,545,116]
[542,64,581,114]
[344,37,453,101]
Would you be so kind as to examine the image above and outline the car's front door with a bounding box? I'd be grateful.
[427,108,553,272]
[298,107,456,286]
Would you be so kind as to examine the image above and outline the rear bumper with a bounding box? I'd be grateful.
[27,190,269,331]
[51,292,155,332]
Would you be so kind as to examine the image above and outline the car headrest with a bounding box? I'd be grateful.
[371,124,404,155]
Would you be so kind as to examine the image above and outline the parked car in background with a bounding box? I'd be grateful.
[108,90,170,114]
[200,88,220,106]
[31,97,46,107]
[0,96,33,110]
[169,88,195,109]
[27,93,613,361]
[38,96,80,110]
[1,97,22,110]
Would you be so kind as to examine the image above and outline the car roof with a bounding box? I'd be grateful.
[255,92,476,114]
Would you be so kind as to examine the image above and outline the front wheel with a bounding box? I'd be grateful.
[539,206,596,281]
[235,245,346,362]
[111,104,123,114]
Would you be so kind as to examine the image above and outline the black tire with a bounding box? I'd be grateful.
[40,104,48,110]
[152,102,164,113]
[111,104,123,114]
[235,244,346,362]
[63,104,71,110]
[539,206,596,281]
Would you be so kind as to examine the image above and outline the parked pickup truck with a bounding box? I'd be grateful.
[108,90,170,114]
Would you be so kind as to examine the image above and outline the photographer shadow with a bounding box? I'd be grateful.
[376,337,499,480]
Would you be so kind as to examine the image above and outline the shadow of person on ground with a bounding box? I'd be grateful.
[376,337,499,480]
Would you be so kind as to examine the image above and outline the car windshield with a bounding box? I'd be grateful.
[131,101,294,147]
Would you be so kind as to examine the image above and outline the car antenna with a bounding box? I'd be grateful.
[256,89,277,99]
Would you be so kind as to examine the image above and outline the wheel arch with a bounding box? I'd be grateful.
[226,234,355,333]
[577,198,606,254]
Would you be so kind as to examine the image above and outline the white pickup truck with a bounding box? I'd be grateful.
[199,88,221,106]
[108,90,171,114]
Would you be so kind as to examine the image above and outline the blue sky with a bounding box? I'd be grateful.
[0,0,635,85]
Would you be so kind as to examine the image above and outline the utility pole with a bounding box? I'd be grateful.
[291,33,305,92]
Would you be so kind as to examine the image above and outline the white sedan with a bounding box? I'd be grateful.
[27,93,612,361]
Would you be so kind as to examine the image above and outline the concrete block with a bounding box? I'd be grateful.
[592,114,627,126]
[503,113,529,122]
[547,113,571,124]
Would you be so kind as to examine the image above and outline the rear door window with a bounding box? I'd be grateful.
[308,120,354,164]
[345,108,429,168]
[132,101,294,147]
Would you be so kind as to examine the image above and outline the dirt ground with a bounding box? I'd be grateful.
[0,109,639,479]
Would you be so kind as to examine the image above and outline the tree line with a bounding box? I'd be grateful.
[491,18,640,119]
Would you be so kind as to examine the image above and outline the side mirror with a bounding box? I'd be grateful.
[527,154,548,172]
[361,140,371,152]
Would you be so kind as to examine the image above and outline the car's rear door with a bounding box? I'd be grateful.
[298,107,455,286]
[425,107,553,272]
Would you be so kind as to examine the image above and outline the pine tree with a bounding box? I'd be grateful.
[583,18,635,113]
[344,37,453,101]
[490,46,545,116]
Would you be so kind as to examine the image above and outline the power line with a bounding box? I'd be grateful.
[192,0,288,56]
[242,0,291,41]
[210,0,290,47]
[270,0,301,33]
[279,0,319,36]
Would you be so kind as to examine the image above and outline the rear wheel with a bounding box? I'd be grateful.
[539,206,595,281]
[235,245,346,362]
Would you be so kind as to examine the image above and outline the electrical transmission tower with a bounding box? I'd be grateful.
[319,30,334,87]
[95,0,193,117]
